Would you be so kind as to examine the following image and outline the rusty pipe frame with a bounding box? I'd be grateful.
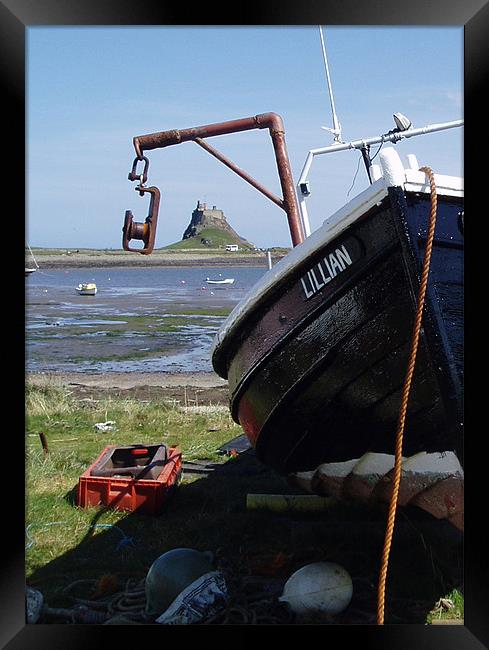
[132,112,305,247]
[194,137,284,210]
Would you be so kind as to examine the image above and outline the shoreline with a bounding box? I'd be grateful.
[27,370,227,389]
[28,249,287,269]
[26,370,230,404]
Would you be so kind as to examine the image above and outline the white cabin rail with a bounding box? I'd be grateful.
[297,119,464,237]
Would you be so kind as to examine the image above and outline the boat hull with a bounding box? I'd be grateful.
[213,188,463,475]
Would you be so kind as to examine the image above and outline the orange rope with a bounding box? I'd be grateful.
[376,167,438,625]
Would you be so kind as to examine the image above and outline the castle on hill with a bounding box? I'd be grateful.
[181,200,253,248]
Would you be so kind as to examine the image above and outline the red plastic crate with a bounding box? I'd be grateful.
[76,444,182,515]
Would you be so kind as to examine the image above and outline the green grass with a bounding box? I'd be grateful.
[25,381,312,614]
[426,588,464,623]
[164,227,254,250]
[26,382,238,465]
[171,306,232,317]
[26,382,243,591]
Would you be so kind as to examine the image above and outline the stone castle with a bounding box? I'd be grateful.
[182,201,252,247]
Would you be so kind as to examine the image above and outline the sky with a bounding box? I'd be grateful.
[27,26,463,249]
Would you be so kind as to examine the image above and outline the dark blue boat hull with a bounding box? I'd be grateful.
[213,188,464,474]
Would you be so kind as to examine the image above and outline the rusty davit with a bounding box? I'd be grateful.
[122,112,304,253]
[122,103,463,531]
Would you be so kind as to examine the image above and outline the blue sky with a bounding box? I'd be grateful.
[27,26,463,249]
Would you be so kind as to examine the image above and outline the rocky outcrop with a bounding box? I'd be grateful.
[182,201,252,247]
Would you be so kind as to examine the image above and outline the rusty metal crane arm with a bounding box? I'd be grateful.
[123,112,304,254]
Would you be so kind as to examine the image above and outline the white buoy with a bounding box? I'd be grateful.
[279,561,353,616]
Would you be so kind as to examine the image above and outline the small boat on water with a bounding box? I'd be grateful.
[120,29,463,526]
[76,282,97,296]
[206,277,234,285]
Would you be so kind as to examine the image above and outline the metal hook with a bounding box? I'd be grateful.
[122,185,160,255]
[128,156,150,185]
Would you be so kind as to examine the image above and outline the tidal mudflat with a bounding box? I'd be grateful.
[26,266,265,374]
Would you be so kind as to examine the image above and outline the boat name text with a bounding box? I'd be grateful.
[300,244,354,300]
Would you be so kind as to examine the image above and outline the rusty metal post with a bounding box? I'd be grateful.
[39,432,49,457]
[263,114,305,247]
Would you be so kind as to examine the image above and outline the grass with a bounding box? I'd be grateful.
[164,227,254,250]
[172,306,232,317]
[26,382,243,592]
[25,381,463,623]
[426,588,464,623]
[26,382,238,465]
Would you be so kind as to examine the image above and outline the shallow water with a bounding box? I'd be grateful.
[25,266,267,373]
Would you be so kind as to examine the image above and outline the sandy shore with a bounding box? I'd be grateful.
[31,249,286,269]
[27,371,231,405]
[27,371,227,389]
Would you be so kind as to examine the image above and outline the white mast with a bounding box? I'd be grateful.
[298,26,344,239]
[319,26,342,144]
[26,244,39,269]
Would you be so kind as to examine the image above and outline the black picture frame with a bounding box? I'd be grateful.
[7,0,486,647]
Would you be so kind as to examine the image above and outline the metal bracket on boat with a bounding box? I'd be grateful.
[296,118,464,238]
[122,185,160,254]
